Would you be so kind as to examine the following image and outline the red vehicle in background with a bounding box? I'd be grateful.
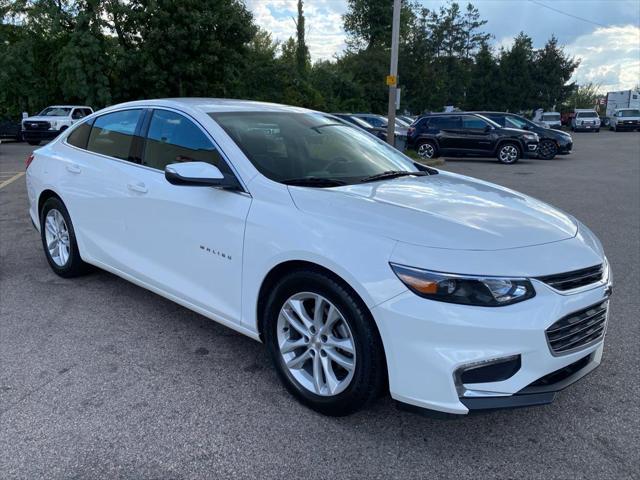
[561,112,575,127]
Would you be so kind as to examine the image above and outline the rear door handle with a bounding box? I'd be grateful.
[127,182,148,194]
[66,163,81,174]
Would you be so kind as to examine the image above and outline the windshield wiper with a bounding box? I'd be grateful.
[281,177,347,187]
[359,170,427,183]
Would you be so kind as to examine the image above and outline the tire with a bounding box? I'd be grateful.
[416,140,438,159]
[538,139,558,160]
[40,197,90,278]
[263,270,386,416]
[27,140,40,146]
[496,142,520,164]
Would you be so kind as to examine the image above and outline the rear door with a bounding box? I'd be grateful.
[428,115,462,151]
[60,108,146,272]
[121,108,251,324]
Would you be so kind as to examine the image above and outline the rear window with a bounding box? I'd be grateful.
[87,109,142,161]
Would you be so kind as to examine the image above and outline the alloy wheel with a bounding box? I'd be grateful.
[499,145,519,163]
[417,142,435,159]
[539,140,557,159]
[277,292,356,396]
[44,209,71,266]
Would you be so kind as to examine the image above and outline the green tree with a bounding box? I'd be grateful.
[533,35,580,109]
[498,32,536,111]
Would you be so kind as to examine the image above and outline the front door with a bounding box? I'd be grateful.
[122,108,251,325]
[458,115,494,154]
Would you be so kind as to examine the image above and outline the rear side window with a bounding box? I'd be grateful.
[462,115,488,129]
[486,115,506,127]
[66,120,93,149]
[428,116,460,130]
[142,110,223,171]
[87,109,142,161]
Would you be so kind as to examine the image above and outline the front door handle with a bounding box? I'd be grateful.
[66,163,81,174]
[127,182,148,194]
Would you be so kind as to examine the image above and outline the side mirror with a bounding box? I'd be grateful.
[165,161,239,189]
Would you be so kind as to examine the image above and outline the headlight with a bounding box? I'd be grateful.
[390,264,536,307]
[523,133,538,141]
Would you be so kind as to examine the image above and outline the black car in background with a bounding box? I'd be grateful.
[332,113,388,140]
[407,112,539,164]
[476,111,573,160]
[0,117,23,142]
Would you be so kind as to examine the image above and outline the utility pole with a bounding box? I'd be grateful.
[386,0,401,147]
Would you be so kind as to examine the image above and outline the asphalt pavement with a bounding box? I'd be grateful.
[1,131,639,479]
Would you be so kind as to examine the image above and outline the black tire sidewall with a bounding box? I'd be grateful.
[263,270,384,416]
[417,140,438,159]
[539,139,557,160]
[40,197,87,277]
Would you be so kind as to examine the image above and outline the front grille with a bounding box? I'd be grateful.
[546,301,608,355]
[23,121,50,131]
[537,264,603,291]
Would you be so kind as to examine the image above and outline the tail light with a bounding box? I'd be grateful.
[25,153,34,170]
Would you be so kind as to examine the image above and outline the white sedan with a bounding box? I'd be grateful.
[26,99,612,416]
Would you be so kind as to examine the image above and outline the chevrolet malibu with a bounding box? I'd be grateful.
[26,99,612,416]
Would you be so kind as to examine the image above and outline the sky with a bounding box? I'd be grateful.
[244,0,640,92]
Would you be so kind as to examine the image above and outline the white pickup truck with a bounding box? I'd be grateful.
[22,105,93,145]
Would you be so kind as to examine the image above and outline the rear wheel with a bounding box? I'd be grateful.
[416,140,438,160]
[496,142,520,164]
[538,139,558,160]
[40,197,90,277]
[264,270,386,416]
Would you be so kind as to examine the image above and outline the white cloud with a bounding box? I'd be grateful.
[244,0,346,61]
[565,25,640,91]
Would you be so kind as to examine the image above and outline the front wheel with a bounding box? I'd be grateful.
[497,143,520,164]
[264,270,386,416]
[538,139,558,160]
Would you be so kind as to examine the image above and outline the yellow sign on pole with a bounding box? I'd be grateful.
[386,75,397,87]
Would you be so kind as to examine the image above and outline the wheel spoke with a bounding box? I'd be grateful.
[47,238,58,251]
[325,347,354,371]
[45,216,57,235]
[287,299,315,332]
[319,305,340,334]
[320,355,339,394]
[312,352,323,394]
[313,295,326,327]
[285,349,311,370]
[325,335,354,354]
[281,309,309,337]
[280,337,307,354]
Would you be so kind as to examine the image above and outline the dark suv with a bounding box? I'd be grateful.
[407,113,539,164]
[475,112,573,160]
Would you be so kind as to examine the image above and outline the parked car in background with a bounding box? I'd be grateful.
[609,108,640,131]
[340,113,408,150]
[603,90,640,126]
[22,105,93,145]
[397,115,416,125]
[477,111,572,160]
[332,113,388,140]
[408,112,539,164]
[561,111,575,127]
[535,111,562,129]
[0,116,23,142]
[571,109,600,132]
[26,98,611,416]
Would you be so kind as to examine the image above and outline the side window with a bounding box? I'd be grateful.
[82,108,93,117]
[66,119,93,149]
[87,109,142,161]
[362,116,386,128]
[462,115,488,129]
[142,110,223,171]
[428,116,460,130]
[487,115,506,127]
[71,109,85,120]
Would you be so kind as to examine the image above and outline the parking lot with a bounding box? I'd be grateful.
[1,131,638,479]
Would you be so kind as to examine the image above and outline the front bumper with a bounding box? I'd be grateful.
[614,121,639,130]
[522,141,538,158]
[573,123,600,131]
[21,129,62,142]
[373,277,610,415]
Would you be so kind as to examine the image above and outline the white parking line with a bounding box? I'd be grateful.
[0,172,25,189]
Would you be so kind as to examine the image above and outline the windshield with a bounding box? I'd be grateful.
[210,111,417,185]
[619,109,640,117]
[38,107,72,117]
[577,111,597,118]
[542,113,560,121]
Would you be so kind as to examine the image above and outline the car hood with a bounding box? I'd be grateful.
[289,171,578,251]
[23,116,66,123]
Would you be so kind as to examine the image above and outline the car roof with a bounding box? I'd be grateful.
[46,105,92,109]
[98,98,313,115]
